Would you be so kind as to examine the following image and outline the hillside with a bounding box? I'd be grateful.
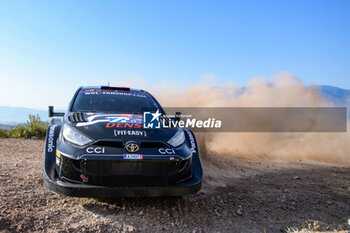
[0,106,49,124]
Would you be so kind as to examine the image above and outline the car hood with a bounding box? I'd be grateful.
[66,113,178,142]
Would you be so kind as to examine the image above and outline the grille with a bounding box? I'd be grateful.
[140,141,167,148]
[93,141,167,148]
[79,159,192,186]
[82,160,168,176]
[93,141,124,147]
[59,153,192,186]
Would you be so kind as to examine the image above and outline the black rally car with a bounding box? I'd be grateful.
[43,86,202,197]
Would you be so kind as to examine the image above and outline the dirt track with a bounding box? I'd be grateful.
[0,138,349,233]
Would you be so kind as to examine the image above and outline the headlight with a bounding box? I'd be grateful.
[62,124,93,147]
[167,128,185,147]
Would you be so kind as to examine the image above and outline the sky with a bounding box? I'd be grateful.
[0,0,349,109]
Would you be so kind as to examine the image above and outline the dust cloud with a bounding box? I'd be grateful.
[117,71,350,165]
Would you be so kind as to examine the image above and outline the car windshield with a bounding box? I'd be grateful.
[71,89,160,113]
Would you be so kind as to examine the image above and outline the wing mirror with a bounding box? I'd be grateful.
[48,106,65,117]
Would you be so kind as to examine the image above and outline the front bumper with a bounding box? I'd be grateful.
[58,154,193,186]
[43,149,202,197]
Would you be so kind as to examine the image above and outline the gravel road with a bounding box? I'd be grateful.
[0,138,349,233]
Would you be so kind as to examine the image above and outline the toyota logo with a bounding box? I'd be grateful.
[125,141,140,153]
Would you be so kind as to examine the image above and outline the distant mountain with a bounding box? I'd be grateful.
[0,122,23,130]
[319,85,350,106]
[0,106,50,124]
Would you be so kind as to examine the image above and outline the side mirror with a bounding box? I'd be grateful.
[48,106,65,117]
[175,112,181,122]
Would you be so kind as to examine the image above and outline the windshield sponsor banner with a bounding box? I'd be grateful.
[143,107,346,132]
[81,89,147,98]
